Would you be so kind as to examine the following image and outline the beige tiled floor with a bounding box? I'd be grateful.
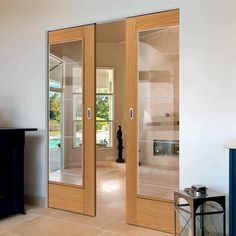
[0,206,171,236]
[12,162,174,235]
[96,163,126,219]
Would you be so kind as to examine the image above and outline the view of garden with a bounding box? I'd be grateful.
[49,92,61,147]
[49,89,112,149]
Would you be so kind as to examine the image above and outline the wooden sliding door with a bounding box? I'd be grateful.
[48,25,96,216]
[126,10,179,233]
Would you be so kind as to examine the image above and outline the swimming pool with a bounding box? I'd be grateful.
[49,139,61,149]
[49,137,82,149]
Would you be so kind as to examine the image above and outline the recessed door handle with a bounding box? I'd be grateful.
[87,108,91,119]
[129,108,133,120]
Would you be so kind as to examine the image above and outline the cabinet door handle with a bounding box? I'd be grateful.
[129,108,133,120]
[87,108,91,119]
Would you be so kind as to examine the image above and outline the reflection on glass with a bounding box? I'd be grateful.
[73,121,82,147]
[96,68,114,147]
[49,55,63,89]
[73,94,83,148]
[49,40,83,187]
[138,26,179,200]
[72,67,83,93]
[73,95,82,121]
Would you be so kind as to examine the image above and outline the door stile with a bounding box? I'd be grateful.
[125,17,138,225]
[83,24,96,216]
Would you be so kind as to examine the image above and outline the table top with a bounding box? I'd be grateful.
[175,190,225,199]
[0,128,37,132]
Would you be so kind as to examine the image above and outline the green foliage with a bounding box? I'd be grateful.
[49,92,111,134]
[96,95,109,120]
[50,92,61,122]
[96,95,111,134]
[96,118,109,131]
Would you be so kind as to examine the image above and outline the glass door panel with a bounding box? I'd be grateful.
[125,10,179,233]
[138,26,179,200]
[49,40,84,187]
[48,25,95,216]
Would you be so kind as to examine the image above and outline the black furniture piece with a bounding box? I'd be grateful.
[174,190,226,236]
[0,128,37,218]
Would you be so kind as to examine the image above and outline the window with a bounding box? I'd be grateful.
[96,68,114,147]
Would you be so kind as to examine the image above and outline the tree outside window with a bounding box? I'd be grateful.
[96,68,114,147]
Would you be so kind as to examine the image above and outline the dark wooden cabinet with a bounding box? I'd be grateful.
[0,128,37,218]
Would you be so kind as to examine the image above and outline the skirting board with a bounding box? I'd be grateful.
[25,195,46,207]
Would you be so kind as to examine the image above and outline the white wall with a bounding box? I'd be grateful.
[180,0,236,194]
[0,0,236,214]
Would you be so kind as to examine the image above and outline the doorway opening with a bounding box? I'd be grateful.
[96,20,126,219]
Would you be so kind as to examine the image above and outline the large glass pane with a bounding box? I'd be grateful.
[138,26,179,200]
[49,40,83,187]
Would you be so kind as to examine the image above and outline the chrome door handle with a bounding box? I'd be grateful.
[87,108,91,119]
[129,108,133,120]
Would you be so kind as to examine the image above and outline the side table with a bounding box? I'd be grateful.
[174,190,226,236]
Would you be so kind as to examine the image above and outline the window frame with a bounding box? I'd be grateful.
[96,67,115,149]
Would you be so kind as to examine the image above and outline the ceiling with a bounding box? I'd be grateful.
[50,41,83,62]
[96,20,125,43]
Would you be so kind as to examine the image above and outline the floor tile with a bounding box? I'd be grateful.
[6,216,102,236]
[101,221,140,236]
[1,162,173,236]
[0,213,38,228]
[136,227,171,236]
[99,232,122,236]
